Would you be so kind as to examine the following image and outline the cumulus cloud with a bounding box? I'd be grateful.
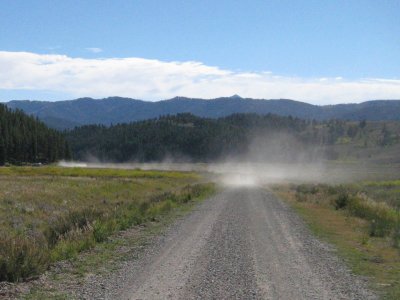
[85,47,103,53]
[0,51,399,104]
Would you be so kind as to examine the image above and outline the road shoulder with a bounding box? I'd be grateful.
[272,185,399,299]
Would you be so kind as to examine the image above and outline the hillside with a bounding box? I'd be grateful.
[6,96,400,129]
[0,104,70,165]
[66,113,400,163]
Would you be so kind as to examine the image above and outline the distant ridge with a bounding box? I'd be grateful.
[6,97,400,130]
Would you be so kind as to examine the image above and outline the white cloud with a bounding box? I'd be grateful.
[0,51,400,104]
[85,47,103,53]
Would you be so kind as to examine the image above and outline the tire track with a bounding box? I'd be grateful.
[79,187,377,300]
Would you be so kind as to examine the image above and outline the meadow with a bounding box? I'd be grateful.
[0,166,214,282]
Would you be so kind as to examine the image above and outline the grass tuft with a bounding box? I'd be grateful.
[0,233,49,282]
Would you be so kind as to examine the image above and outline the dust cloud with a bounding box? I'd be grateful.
[212,132,328,187]
[58,133,365,186]
[58,160,201,171]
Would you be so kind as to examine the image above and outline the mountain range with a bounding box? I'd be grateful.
[5,96,400,130]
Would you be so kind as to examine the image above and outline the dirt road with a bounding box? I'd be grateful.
[83,187,376,299]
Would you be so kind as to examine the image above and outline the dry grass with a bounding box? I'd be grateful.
[273,183,400,299]
[0,166,213,282]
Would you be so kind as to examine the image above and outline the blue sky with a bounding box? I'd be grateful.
[0,0,399,104]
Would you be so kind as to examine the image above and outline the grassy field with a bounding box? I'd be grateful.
[0,165,198,178]
[0,166,214,283]
[272,180,400,299]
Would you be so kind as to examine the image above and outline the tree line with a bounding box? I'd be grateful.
[0,104,71,165]
[2,105,392,165]
[66,113,369,162]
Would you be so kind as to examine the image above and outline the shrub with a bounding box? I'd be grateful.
[334,193,351,210]
[346,197,397,237]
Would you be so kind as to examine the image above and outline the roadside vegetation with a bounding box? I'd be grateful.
[272,180,400,299]
[0,166,214,283]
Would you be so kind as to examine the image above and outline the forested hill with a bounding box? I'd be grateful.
[66,113,398,163]
[0,104,70,165]
[6,96,400,130]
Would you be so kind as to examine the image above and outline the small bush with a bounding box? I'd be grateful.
[334,193,351,210]
[344,197,398,237]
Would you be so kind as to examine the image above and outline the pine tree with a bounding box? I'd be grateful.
[0,103,69,164]
[0,137,6,166]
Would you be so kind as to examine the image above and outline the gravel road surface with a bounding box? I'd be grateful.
[81,187,376,300]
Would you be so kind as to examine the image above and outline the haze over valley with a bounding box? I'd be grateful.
[1,1,399,299]
[5,96,400,130]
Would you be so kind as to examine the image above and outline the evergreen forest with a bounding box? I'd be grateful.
[0,104,70,165]
[66,113,381,162]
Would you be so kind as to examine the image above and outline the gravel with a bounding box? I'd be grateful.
[71,187,377,299]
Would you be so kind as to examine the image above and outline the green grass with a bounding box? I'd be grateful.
[364,180,400,187]
[293,183,400,243]
[0,165,199,179]
[0,166,213,283]
[273,182,400,299]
